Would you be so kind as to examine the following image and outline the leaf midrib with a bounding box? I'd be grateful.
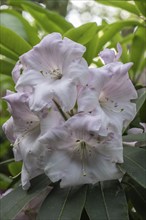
[100,182,111,220]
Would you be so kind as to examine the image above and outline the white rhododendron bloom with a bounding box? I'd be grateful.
[15,33,88,112]
[78,46,137,131]
[2,33,137,189]
[3,91,64,189]
[40,113,123,187]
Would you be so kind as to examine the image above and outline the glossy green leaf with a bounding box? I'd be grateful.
[130,27,146,78]
[0,173,12,190]
[9,0,73,32]
[96,0,140,16]
[8,161,22,176]
[1,174,52,220]
[136,89,146,114]
[0,73,14,92]
[0,11,27,40]
[22,5,63,34]
[123,133,146,143]
[124,177,146,219]
[64,23,100,45]
[37,184,87,220]
[0,44,18,61]
[96,20,141,55]
[85,180,129,220]
[0,9,40,45]
[84,34,99,65]
[84,20,141,64]
[134,1,146,17]
[120,146,146,188]
[0,58,16,75]
[1,25,32,55]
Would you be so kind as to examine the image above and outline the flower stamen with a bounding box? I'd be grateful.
[74,140,87,176]
[99,92,124,113]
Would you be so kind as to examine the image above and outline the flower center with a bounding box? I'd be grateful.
[40,68,62,80]
[13,119,39,150]
[99,91,124,113]
[49,68,62,79]
[75,140,92,177]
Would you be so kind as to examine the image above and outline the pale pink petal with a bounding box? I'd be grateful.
[115,43,122,61]
[44,148,122,188]
[78,87,98,112]
[99,48,115,64]
[12,61,22,83]
[99,43,122,64]
[2,117,16,144]
[15,69,46,93]
[29,79,77,112]
[63,58,88,86]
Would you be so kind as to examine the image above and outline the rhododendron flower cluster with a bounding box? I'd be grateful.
[3,33,137,190]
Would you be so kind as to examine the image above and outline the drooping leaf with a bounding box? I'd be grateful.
[1,174,52,220]
[9,0,73,33]
[134,0,146,17]
[136,89,146,114]
[0,58,16,75]
[8,161,22,177]
[85,180,129,220]
[37,184,87,220]
[96,0,140,16]
[123,133,146,143]
[130,27,146,78]
[0,25,32,56]
[95,20,142,55]
[120,146,146,188]
[0,9,40,45]
[0,11,27,40]
[0,44,18,61]
[0,173,13,190]
[84,20,141,64]
[84,34,99,65]
[64,23,101,45]
[123,177,146,220]
[22,5,64,34]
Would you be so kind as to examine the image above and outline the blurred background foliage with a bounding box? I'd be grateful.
[0,0,146,219]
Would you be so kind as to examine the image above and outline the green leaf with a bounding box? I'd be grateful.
[37,184,87,220]
[64,23,100,45]
[0,58,16,75]
[9,0,73,33]
[96,0,140,16]
[84,34,100,65]
[134,1,146,17]
[96,20,142,54]
[85,180,129,220]
[123,133,146,143]
[0,11,27,40]
[0,9,40,45]
[0,173,12,190]
[84,20,141,64]
[1,25,32,55]
[120,146,146,188]
[136,89,146,114]
[123,177,146,220]
[130,27,146,78]
[1,174,52,220]
[8,161,22,176]
[0,44,18,61]
[22,5,64,34]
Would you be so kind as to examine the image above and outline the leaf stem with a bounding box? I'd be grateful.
[53,99,68,121]
[0,158,15,166]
